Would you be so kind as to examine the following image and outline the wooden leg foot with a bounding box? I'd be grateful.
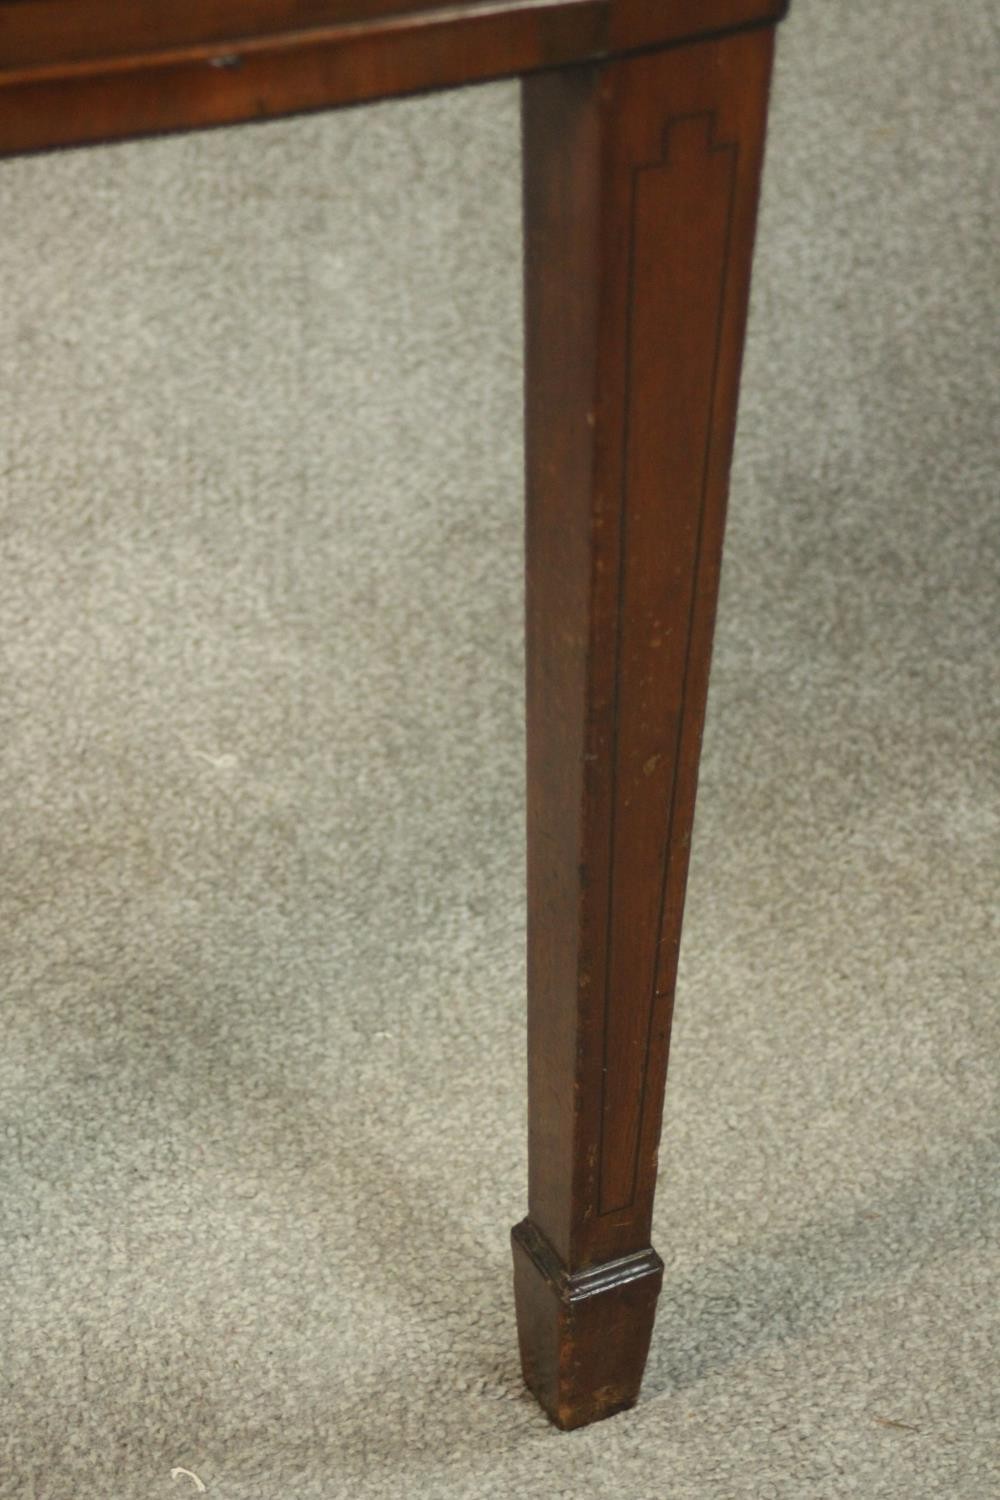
[512,1219,663,1430]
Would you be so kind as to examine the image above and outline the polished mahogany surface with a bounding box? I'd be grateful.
[0,0,786,154]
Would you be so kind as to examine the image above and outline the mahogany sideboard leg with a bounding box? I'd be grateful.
[512,26,778,1430]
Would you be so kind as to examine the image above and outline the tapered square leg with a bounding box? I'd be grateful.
[514,26,780,1428]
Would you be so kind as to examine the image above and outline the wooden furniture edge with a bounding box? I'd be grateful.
[0,0,788,157]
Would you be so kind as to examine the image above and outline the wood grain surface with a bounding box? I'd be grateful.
[514,22,778,1424]
[0,0,786,155]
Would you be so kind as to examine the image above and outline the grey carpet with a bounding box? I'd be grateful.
[1,1,997,1496]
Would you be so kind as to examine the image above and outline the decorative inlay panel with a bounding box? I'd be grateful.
[597,114,739,1216]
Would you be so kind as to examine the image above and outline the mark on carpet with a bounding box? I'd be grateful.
[170,1469,207,1492]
